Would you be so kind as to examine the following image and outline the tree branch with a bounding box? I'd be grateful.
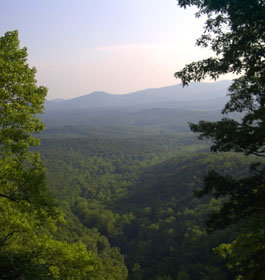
[0,193,18,203]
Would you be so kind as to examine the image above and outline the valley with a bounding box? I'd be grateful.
[36,81,255,279]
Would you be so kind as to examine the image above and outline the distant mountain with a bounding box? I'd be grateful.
[50,98,65,103]
[45,80,231,111]
[41,80,233,134]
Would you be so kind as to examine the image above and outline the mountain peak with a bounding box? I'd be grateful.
[89,91,109,96]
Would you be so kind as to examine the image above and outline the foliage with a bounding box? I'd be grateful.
[0,30,52,212]
[175,0,265,156]
[216,223,265,280]
[195,162,265,232]
[175,0,265,279]
[0,31,127,279]
[38,131,260,279]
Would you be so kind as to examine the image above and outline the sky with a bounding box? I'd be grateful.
[1,0,228,100]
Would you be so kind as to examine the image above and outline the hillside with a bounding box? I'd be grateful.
[36,133,257,280]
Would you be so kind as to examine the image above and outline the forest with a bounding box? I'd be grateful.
[0,0,264,279]
[36,133,261,280]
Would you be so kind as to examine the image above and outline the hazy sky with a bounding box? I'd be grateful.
[1,0,226,100]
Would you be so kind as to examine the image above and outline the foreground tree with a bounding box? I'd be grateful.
[175,1,265,279]
[0,30,52,210]
[0,30,127,279]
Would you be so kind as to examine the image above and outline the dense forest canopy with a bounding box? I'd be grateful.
[37,131,263,280]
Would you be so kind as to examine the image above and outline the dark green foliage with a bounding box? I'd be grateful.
[38,130,260,279]
[175,0,265,158]
[175,1,265,278]
[0,252,52,280]
[195,163,265,233]
[175,0,264,84]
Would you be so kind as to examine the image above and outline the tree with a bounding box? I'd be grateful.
[0,30,52,209]
[0,29,55,249]
[174,1,265,279]
[0,30,128,280]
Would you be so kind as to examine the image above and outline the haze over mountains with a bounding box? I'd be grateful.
[41,80,232,136]
[46,80,231,110]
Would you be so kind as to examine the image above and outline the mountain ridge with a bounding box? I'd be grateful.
[45,80,231,111]
[41,80,233,132]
